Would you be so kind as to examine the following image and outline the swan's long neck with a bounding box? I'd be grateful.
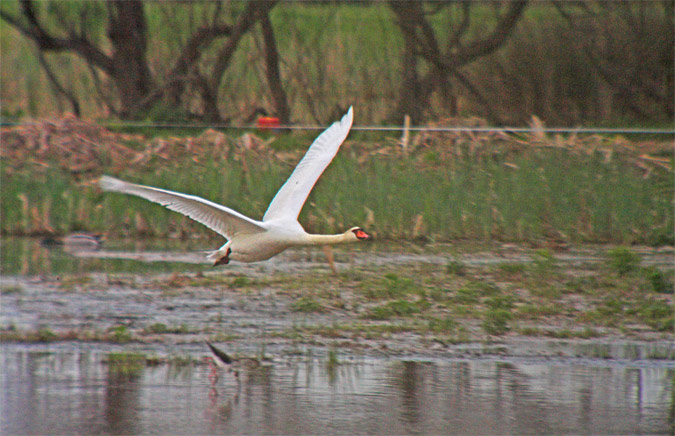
[304,232,353,246]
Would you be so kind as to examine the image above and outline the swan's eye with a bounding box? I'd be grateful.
[353,229,370,240]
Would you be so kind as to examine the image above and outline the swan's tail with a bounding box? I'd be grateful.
[99,175,129,192]
[206,250,220,261]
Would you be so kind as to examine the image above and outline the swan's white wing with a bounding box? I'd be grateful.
[263,106,354,222]
[100,176,265,238]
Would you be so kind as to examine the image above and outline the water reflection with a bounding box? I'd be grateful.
[4,236,673,277]
[2,349,673,435]
[0,237,212,276]
[105,368,142,434]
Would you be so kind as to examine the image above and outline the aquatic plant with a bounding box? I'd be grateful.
[606,247,642,275]
[108,325,133,343]
[445,260,467,276]
[291,296,326,313]
[482,308,513,335]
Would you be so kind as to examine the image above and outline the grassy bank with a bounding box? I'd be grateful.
[1,128,672,245]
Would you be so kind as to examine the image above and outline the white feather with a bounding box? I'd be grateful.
[262,106,353,222]
[99,176,264,238]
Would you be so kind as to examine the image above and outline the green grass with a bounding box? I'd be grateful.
[453,287,480,305]
[638,300,674,332]
[446,260,467,276]
[497,262,527,275]
[427,317,458,333]
[105,352,147,377]
[35,328,58,342]
[0,285,23,294]
[482,309,513,336]
[1,244,671,347]
[1,143,672,245]
[291,296,326,313]
[58,275,93,291]
[482,294,516,335]
[144,323,191,334]
[108,325,133,343]
[360,273,419,300]
[606,247,642,275]
[363,299,421,320]
[642,267,673,294]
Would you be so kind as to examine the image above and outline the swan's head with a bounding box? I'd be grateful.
[347,227,371,241]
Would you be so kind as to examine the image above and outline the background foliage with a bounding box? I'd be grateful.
[1,1,673,126]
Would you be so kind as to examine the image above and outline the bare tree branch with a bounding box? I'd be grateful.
[3,0,115,73]
[451,1,527,67]
[555,0,673,119]
[37,51,81,116]
[449,2,471,49]
[207,0,276,121]
[209,1,272,87]
[165,23,233,103]
[388,1,526,123]
[451,69,502,124]
[85,61,117,116]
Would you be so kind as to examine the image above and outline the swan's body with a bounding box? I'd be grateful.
[100,107,370,265]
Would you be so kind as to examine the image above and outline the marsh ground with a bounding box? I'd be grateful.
[2,239,672,360]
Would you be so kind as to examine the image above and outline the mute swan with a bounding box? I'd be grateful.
[100,107,370,265]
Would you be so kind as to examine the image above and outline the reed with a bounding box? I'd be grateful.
[2,146,671,245]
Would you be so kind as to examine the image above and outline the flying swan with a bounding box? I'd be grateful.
[100,107,370,265]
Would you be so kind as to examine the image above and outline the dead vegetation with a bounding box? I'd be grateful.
[1,115,278,175]
[2,115,671,177]
[380,115,672,177]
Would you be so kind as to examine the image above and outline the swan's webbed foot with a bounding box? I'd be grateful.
[213,248,232,267]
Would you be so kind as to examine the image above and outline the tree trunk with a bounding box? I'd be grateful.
[389,2,427,124]
[260,11,291,125]
[388,1,526,124]
[205,1,274,122]
[107,1,155,118]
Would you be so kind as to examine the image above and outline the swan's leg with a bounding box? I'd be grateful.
[322,245,337,274]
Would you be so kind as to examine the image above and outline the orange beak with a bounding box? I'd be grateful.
[355,229,371,240]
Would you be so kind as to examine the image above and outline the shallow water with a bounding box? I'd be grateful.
[1,237,674,434]
[1,347,673,436]
[2,236,672,277]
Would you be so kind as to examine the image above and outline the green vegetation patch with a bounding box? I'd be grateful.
[360,273,420,300]
[607,247,642,275]
[483,309,513,336]
[364,299,422,320]
[144,322,192,334]
[108,325,133,343]
[291,296,327,313]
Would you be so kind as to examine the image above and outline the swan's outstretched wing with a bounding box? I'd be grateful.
[263,107,354,222]
[100,176,265,238]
